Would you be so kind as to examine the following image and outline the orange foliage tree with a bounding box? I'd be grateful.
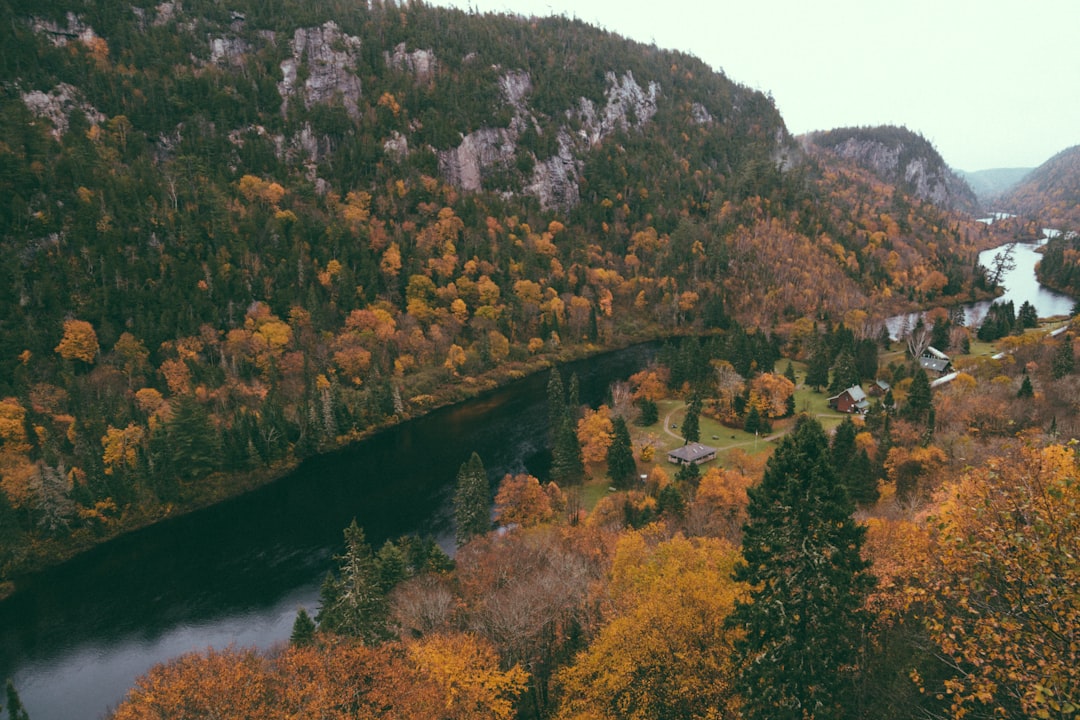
[919,443,1080,719]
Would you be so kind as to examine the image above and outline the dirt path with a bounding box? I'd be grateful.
[661,404,788,451]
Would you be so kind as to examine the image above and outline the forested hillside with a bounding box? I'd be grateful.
[804,125,979,214]
[1001,144,1080,229]
[0,0,1004,580]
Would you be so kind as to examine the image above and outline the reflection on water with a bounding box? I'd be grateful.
[888,240,1075,338]
[0,345,657,720]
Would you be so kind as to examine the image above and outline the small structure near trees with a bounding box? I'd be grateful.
[919,346,952,376]
[827,385,869,414]
[667,442,717,466]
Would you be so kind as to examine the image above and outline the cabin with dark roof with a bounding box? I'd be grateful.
[828,385,870,414]
[919,347,952,376]
[667,443,717,466]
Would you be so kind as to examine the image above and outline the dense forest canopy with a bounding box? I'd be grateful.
[2,2,1080,720]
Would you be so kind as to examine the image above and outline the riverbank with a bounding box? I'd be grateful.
[0,330,681,602]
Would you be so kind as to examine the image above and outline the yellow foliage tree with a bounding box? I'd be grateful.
[407,633,528,720]
[556,531,745,720]
[921,443,1080,718]
[576,405,614,464]
[55,319,99,364]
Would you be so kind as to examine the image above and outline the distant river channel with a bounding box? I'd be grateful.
[887,238,1075,338]
[0,343,658,720]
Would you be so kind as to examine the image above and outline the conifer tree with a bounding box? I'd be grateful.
[902,368,932,425]
[551,416,585,486]
[743,404,761,435]
[547,369,565,440]
[1017,374,1034,398]
[317,520,390,644]
[165,394,222,480]
[806,342,831,391]
[567,372,581,415]
[290,608,316,646]
[5,680,30,720]
[681,394,701,443]
[1052,334,1074,379]
[828,350,860,394]
[730,417,875,719]
[607,416,636,488]
[783,360,797,384]
[454,452,490,545]
[635,397,659,426]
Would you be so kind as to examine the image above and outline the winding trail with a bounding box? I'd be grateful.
[656,397,842,453]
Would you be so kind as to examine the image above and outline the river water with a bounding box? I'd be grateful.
[0,344,657,720]
[887,239,1075,338]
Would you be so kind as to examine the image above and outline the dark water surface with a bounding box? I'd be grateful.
[0,344,657,720]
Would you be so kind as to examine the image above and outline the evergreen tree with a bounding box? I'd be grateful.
[375,539,408,592]
[290,608,316,646]
[551,416,585,485]
[730,417,876,719]
[1052,334,1075,379]
[675,458,701,485]
[317,520,390,644]
[854,338,879,379]
[547,369,566,440]
[635,397,658,426]
[681,394,701,443]
[1017,374,1034,398]
[567,372,581,415]
[805,342,831,391]
[5,680,30,720]
[930,317,951,351]
[744,404,761,435]
[902,368,932,425]
[165,394,222,480]
[828,350,860,394]
[1017,300,1038,328]
[783,360,797,384]
[831,418,878,505]
[607,416,636,488]
[454,452,490,545]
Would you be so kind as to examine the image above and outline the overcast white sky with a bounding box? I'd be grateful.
[427,0,1080,172]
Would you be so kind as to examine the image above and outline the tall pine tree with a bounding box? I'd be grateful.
[607,416,636,488]
[317,520,390,644]
[681,393,702,443]
[454,452,490,545]
[730,417,876,719]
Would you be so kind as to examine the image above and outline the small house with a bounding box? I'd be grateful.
[868,379,891,397]
[828,385,870,414]
[667,443,717,466]
[919,347,952,375]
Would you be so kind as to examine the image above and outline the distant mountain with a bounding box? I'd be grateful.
[999,145,1080,229]
[804,126,979,215]
[958,167,1032,204]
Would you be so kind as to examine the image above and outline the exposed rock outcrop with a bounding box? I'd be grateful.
[22,83,105,138]
[437,70,660,211]
[31,12,99,46]
[807,126,979,214]
[278,22,363,120]
[385,43,437,83]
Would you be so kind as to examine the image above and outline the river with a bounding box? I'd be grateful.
[0,343,657,720]
[887,239,1075,338]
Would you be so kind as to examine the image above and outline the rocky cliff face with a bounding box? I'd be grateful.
[807,127,979,214]
[278,21,363,120]
[438,70,660,210]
